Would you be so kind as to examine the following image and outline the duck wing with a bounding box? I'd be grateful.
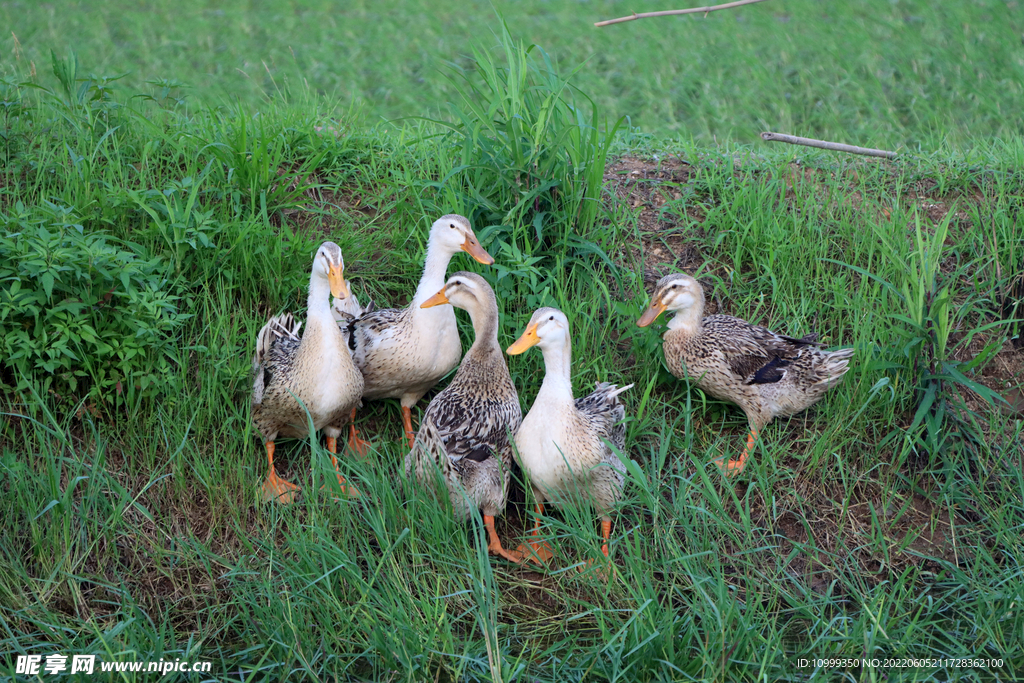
[331,281,373,326]
[702,315,821,386]
[421,385,523,466]
[345,306,410,358]
[252,314,301,406]
[575,382,633,452]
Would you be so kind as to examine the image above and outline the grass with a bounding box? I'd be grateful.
[2,3,1024,682]
[3,1,1024,148]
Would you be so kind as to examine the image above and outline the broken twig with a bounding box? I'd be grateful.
[595,0,771,28]
[760,132,898,160]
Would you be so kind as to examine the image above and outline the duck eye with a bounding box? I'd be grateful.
[548,316,554,321]
[450,223,456,229]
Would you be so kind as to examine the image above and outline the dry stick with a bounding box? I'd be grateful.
[595,0,771,28]
[760,132,899,160]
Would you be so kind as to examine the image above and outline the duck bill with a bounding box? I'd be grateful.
[420,288,450,309]
[636,301,667,327]
[328,266,350,299]
[460,233,495,265]
[506,323,540,355]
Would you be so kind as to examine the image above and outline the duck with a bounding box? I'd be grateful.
[331,283,372,326]
[252,241,364,504]
[636,272,854,475]
[404,272,522,561]
[344,214,494,449]
[506,308,633,566]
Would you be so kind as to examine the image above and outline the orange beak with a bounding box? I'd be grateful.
[506,322,540,355]
[636,301,667,328]
[460,233,494,265]
[420,288,450,309]
[328,265,350,299]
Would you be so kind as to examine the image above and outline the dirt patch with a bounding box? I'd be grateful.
[717,477,968,597]
[273,168,385,238]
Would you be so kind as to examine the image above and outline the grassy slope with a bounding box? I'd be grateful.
[3,0,1024,147]
[1,3,1023,683]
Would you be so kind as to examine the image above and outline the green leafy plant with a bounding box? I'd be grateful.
[428,19,622,245]
[127,163,220,275]
[0,201,188,405]
[21,49,128,135]
[203,104,329,219]
[831,210,1006,464]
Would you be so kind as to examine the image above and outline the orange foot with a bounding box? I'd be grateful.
[490,544,524,563]
[401,406,417,450]
[484,515,522,562]
[713,455,748,477]
[348,425,371,458]
[580,556,615,580]
[262,471,300,505]
[714,430,756,476]
[515,541,555,566]
[321,472,360,498]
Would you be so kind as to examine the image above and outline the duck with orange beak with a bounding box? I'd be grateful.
[252,241,364,503]
[506,308,632,567]
[404,272,522,561]
[636,273,854,475]
[344,215,495,450]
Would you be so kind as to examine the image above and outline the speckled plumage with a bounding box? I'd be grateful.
[341,215,493,437]
[404,273,522,521]
[331,282,372,328]
[252,306,363,442]
[648,273,853,431]
[346,303,460,402]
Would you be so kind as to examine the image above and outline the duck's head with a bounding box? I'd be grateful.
[420,271,495,313]
[428,214,494,265]
[636,273,702,327]
[312,241,351,300]
[507,307,569,355]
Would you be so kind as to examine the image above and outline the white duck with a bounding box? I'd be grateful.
[344,215,493,448]
[506,308,633,565]
[252,242,364,503]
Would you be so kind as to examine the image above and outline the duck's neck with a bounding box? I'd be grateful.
[412,240,455,306]
[464,302,500,361]
[536,337,574,404]
[305,275,338,337]
[666,304,703,338]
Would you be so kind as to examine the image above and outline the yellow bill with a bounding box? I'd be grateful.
[328,265,350,300]
[420,288,450,309]
[460,234,495,265]
[636,301,667,328]
[506,323,540,355]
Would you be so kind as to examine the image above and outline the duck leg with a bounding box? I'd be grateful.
[347,407,370,457]
[581,517,615,578]
[515,502,555,565]
[714,427,757,476]
[261,441,300,505]
[401,406,416,450]
[484,515,522,562]
[323,436,360,497]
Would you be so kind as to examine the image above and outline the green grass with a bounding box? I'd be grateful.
[2,4,1024,682]
[3,1,1024,147]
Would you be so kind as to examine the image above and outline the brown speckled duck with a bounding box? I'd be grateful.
[404,272,522,561]
[252,242,364,504]
[507,308,632,565]
[637,273,854,475]
[345,215,494,448]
